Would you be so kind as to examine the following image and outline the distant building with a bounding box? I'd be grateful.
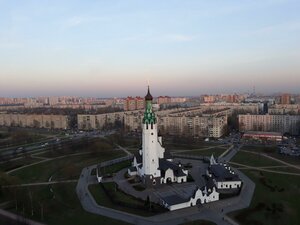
[239,114,300,135]
[280,93,291,104]
[157,96,171,105]
[124,96,144,111]
[0,114,69,129]
[242,131,283,142]
[203,95,216,103]
[268,104,300,115]
[77,112,125,130]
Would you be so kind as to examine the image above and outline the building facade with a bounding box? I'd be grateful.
[77,112,125,130]
[239,114,300,135]
[124,96,144,111]
[268,104,300,115]
[0,114,69,129]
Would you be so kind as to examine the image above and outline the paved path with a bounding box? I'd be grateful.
[76,157,255,225]
[219,144,243,163]
[116,144,133,156]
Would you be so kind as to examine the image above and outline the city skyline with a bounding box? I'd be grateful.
[1,0,300,97]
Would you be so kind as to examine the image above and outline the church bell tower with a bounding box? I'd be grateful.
[142,86,161,185]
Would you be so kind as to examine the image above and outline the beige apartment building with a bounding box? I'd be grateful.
[239,114,300,135]
[268,104,300,115]
[0,114,69,129]
[123,108,228,138]
[159,114,227,138]
[77,112,126,130]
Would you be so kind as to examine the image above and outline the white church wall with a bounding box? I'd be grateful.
[217,181,242,189]
[164,168,175,183]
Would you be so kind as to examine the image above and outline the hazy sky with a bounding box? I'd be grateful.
[1,0,300,97]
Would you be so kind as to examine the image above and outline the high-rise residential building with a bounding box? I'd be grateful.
[157,96,171,105]
[280,93,291,104]
[0,114,69,129]
[124,96,145,111]
[203,95,216,103]
[238,114,300,135]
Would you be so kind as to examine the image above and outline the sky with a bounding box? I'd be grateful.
[0,0,300,97]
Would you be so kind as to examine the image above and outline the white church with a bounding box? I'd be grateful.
[128,87,188,187]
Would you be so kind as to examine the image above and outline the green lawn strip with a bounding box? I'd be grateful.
[180,220,217,225]
[99,160,131,175]
[231,151,283,167]
[0,157,42,172]
[4,183,131,225]
[241,146,278,154]
[264,152,300,166]
[89,183,167,217]
[181,148,226,157]
[10,151,125,183]
[241,145,300,166]
[228,170,300,225]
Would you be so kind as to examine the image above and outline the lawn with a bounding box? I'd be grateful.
[99,160,131,175]
[241,145,277,154]
[89,183,167,217]
[4,183,131,225]
[0,156,41,172]
[240,145,300,166]
[10,151,126,183]
[181,147,227,157]
[0,128,54,148]
[231,151,283,167]
[229,171,300,225]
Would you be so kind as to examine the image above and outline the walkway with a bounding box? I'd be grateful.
[76,156,255,225]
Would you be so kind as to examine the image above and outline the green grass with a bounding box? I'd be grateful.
[240,145,300,166]
[0,129,53,148]
[99,160,131,175]
[183,147,227,157]
[229,151,300,225]
[241,145,277,153]
[89,183,167,217]
[4,183,131,225]
[231,151,283,167]
[0,157,41,172]
[10,151,125,183]
[229,171,300,225]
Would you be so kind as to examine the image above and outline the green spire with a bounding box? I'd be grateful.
[143,86,156,124]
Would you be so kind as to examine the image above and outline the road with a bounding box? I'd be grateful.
[0,130,114,161]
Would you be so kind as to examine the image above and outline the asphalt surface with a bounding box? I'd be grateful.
[76,147,256,225]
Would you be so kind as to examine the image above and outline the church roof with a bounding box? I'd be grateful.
[161,195,188,206]
[159,159,186,177]
[209,164,241,182]
[145,86,153,101]
[134,152,142,164]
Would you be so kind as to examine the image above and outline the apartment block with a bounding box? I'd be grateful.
[238,114,300,135]
[77,112,125,130]
[0,114,69,129]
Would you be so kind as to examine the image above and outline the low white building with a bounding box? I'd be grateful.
[161,184,220,211]
[207,155,242,190]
